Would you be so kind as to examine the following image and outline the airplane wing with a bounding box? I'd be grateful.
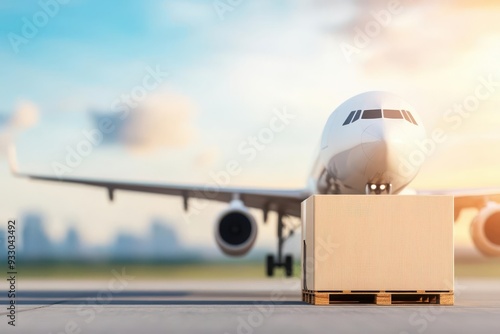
[417,187,500,218]
[9,148,310,218]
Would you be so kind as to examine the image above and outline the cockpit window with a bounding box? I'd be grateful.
[342,111,356,126]
[401,110,411,123]
[383,109,403,119]
[402,110,418,125]
[342,108,418,126]
[352,109,362,122]
[362,109,382,119]
[406,110,418,125]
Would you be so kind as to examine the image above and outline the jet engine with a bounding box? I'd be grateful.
[471,204,500,256]
[214,200,257,256]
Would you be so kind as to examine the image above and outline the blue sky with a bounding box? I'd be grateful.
[2,1,208,111]
[1,0,500,253]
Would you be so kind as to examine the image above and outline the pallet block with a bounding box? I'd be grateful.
[301,195,454,305]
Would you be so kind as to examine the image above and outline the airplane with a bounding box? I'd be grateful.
[9,91,500,277]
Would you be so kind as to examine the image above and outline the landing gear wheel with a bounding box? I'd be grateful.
[266,254,275,277]
[266,211,298,278]
[285,254,293,277]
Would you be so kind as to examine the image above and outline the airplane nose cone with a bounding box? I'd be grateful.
[361,124,385,159]
[362,124,410,157]
[361,124,415,179]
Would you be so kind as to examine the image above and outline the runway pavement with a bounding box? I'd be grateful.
[1,277,500,333]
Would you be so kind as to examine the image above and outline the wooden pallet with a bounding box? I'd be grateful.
[302,290,454,306]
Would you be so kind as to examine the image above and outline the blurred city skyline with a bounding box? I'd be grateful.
[0,212,263,261]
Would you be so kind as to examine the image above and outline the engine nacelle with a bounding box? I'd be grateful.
[214,200,257,256]
[471,204,500,256]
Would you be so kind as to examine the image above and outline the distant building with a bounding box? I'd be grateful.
[149,219,182,257]
[21,213,53,259]
[60,225,81,258]
[0,229,5,262]
[112,232,144,259]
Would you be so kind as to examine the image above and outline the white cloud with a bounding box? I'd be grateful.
[193,146,220,169]
[9,100,39,128]
[119,90,198,152]
[0,100,40,154]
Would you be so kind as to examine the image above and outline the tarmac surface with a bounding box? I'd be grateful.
[1,278,500,333]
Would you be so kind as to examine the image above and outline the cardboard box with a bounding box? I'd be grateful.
[301,195,454,293]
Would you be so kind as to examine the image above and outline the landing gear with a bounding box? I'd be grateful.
[266,254,274,277]
[266,212,296,277]
[285,255,293,276]
[266,254,294,277]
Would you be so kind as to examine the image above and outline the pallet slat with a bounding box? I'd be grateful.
[302,290,454,306]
